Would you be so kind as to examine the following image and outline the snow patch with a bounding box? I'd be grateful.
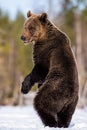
[0,106,87,130]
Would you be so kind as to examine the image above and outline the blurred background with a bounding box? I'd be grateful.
[0,0,87,108]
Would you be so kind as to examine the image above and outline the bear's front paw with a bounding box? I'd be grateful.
[21,79,32,94]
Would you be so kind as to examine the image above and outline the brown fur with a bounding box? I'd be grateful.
[21,11,79,128]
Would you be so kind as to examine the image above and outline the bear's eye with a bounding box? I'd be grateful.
[24,26,28,31]
[28,27,35,35]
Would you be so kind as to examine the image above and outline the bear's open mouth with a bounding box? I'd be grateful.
[23,39,35,45]
[24,40,29,43]
[23,40,29,44]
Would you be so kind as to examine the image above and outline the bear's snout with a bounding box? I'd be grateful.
[20,35,26,41]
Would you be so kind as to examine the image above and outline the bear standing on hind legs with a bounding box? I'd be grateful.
[21,11,79,128]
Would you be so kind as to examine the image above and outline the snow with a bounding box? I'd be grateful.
[0,106,87,130]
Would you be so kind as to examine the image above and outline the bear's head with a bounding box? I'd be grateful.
[21,11,48,45]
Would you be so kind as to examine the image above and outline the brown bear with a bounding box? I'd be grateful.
[20,11,79,128]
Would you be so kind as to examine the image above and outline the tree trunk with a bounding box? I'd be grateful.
[9,36,16,95]
[74,12,86,108]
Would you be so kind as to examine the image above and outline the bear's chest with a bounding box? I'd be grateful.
[33,43,50,65]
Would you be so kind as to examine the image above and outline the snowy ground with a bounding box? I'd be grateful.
[0,106,87,130]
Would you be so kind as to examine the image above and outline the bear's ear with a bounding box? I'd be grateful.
[27,11,32,18]
[39,13,47,23]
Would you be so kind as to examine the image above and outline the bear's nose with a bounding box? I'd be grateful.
[20,35,26,41]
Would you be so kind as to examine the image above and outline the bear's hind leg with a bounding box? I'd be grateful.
[37,109,58,127]
[57,99,78,128]
[57,110,72,128]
